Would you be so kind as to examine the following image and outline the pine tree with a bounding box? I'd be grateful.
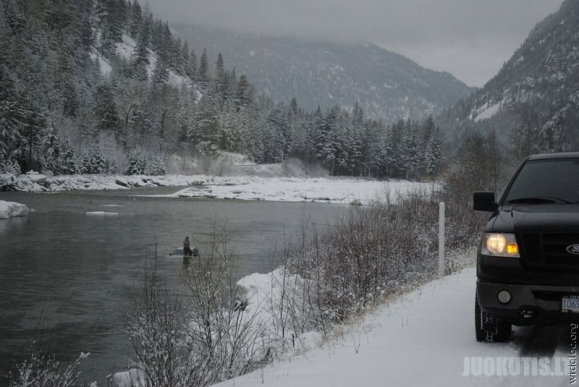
[539,113,567,153]
[133,12,151,81]
[4,0,26,36]
[187,48,197,79]
[180,40,190,76]
[197,48,209,89]
[214,53,230,101]
[94,83,120,132]
[42,123,61,174]
[60,140,79,174]
[125,148,146,174]
[0,45,22,166]
[145,155,166,175]
[128,0,143,38]
[235,74,252,108]
[424,130,442,175]
[81,145,117,174]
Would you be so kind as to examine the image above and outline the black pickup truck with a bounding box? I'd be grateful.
[474,152,579,342]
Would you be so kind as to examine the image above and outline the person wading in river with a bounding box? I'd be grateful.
[183,236,193,257]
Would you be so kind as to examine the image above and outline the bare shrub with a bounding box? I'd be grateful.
[120,231,267,387]
[269,185,477,335]
[122,258,194,387]
[181,232,268,383]
[9,349,90,387]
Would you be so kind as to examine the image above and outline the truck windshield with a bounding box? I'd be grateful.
[504,159,579,204]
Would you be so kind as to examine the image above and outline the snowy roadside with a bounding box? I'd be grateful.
[0,171,431,205]
[0,200,29,219]
[213,267,570,387]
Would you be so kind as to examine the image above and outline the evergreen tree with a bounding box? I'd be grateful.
[42,123,61,173]
[197,48,209,89]
[128,0,143,38]
[80,145,117,174]
[133,12,151,81]
[0,63,22,166]
[539,113,567,153]
[125,148,146,174]
[187,48,197,79]
[60,140,79,174]
[4,0,26,36]
[424,129,442,175]
[145,155,166,175]
[235,74,252,108]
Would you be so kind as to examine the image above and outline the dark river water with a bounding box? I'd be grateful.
[0,187,345,383]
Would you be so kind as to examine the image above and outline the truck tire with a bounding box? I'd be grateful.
[475,295,512,342]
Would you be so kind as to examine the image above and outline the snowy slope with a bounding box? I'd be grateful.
[214,268,573,387]
[438,0,579,139]
[91,32,191,89]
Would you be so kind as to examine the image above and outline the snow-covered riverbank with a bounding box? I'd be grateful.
[0,172,433,205]
[0,200,29,219]
[0,172,206,192]
[141,176,430,204]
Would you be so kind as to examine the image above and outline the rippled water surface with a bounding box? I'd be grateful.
[0,187,344,382]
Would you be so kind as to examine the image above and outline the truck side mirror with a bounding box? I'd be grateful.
[473,192,498,212]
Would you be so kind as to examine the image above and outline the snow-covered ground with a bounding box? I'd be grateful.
[472,101,502,122]
[1,172,431,205]
[0,172,206,192]
[141,177,428,204]
[0,200,29,219]
[213,268,572,387]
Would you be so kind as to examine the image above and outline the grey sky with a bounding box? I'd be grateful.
[143,0,564,87]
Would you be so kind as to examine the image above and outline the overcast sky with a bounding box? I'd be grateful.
[142,0,564,87]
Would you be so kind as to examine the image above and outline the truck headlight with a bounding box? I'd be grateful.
[482,233,520,258]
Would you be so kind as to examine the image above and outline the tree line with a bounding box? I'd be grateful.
[0,0,442,178]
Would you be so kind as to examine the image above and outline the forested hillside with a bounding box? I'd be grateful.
[437,0,579,157]
[0,0,443,179]
[176,24,475,124]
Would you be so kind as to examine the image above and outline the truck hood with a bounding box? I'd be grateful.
[490,204,579,233]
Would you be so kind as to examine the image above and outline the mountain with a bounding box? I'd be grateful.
[437,0,579,152]
[174,24,476,123]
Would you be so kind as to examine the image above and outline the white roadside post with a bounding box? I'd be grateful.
[438,202,446,278]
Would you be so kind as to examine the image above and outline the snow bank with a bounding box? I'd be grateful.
[147,176,428,205]
[112,368,145,387]
[0,200,29,219]
[0,173,204,192]
[235,268,323,353]
[1,172,432,205]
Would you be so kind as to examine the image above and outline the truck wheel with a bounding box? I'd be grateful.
[475,295,511,342]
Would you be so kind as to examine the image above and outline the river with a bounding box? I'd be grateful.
[0,187,345,383]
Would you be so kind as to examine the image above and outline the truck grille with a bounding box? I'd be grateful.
[521,232,579,272]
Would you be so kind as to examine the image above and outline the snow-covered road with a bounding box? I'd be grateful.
[214,268,575,387]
